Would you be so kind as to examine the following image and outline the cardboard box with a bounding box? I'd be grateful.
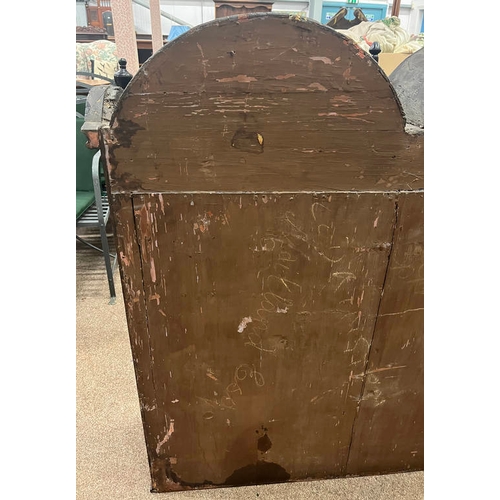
[378,53,411,76]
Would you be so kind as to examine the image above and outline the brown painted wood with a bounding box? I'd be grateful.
[101,13,424,493]
[391,0,402,17]
[130,192,396,489]
[105,14,423,194]
[108,194,173,490]
[346,192,424,474]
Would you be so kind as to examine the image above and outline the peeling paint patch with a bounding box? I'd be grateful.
[217,75,257,83]
[308,82,328,92]
[331,94,353,104]
[150,258,157,282]
[159,194,165,215]
[237,316,253,333]
[119,251,131,266]
[309,56,332,64]
[156,419,175,454]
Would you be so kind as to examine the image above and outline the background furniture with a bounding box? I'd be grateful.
[389,47,424,129]
[213,0,274,18]
[76,101,117,303]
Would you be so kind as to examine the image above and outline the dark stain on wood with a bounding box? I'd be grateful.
[110,117,145,148]
[102,13,424,493]
[257,433,272,453]
[101,128,143,192]
[231,128,264,153]
[225,461,291,485]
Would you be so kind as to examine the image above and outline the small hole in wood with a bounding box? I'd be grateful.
[231,129,264,154]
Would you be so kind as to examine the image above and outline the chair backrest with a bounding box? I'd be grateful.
[76,110,96,193]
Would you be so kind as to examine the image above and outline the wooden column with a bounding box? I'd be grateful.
[110,0,139,75]
[391,0,401,17]
[149,0,163,55]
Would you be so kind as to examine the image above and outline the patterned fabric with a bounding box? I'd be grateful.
[76,40,119,79]
[336,18,424,54]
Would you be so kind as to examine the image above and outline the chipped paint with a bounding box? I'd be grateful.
[309,56,332,64]
[237,317,253,333]
[216,75,257,83]
[156,419,175,454]
[150,258,157,282]
[275,74,296,80]
[308,82,328,92]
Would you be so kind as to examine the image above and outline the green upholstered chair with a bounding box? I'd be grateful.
[76,106,96,219]
[76,101,117,303]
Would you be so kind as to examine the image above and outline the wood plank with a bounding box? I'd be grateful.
[346,192,424,474]
[105,14,423,194]
[106,97,422,193]
[109,194,180,491]
[130,191,397,490]
[123,16,397,97]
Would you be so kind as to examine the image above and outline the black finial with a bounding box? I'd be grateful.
[369,42,381,63]
[114,58,133,89]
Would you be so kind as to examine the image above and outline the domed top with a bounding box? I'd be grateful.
[105,14,422,193]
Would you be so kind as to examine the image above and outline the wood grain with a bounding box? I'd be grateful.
[105,14,423,194]
[346,192,424,474]
[129,192,396,488]
[109,194,177,490]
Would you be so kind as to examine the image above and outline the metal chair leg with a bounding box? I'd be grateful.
[92,152,116,304]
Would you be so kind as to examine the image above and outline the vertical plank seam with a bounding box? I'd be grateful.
[111,194,148,374]
[109,194,160,487]
[129,194,165,491]
[344,195,400,472]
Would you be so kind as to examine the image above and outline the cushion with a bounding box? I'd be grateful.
[76,190,95,219]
